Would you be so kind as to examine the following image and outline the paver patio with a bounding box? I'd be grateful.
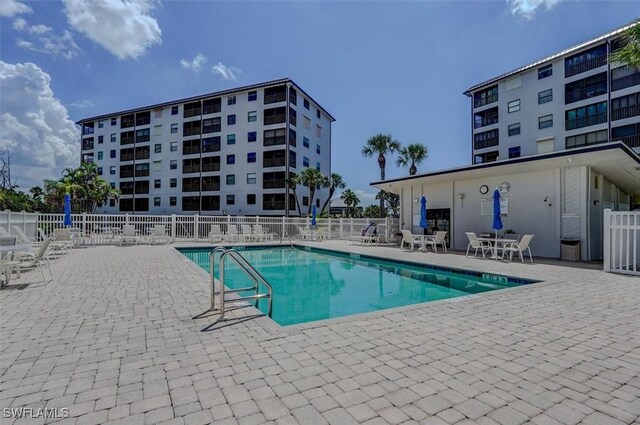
[1,242,639,425]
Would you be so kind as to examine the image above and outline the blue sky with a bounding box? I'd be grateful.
[0,0,637,205]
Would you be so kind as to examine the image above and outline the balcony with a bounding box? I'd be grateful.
[473,107,499,129]
[202,162,220,172]
[565,85,607,104]
[263,158,285,167]
[82,140,94,151]
[263,180,285,189]
[182,183,199,192]
[264,114,286,126]
[565,53,607,78]
[612,104,640,121]
[120,153,134,162]
[612,70,640,92]
[120,170,134,178]
[202,182,220,191]
[616,134,640,149]
[263,201,285,210]
[183,165,200,174]
[565,112,607,130]
[82,126,94,136]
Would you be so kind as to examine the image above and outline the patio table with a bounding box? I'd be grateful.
[478,237,518,260]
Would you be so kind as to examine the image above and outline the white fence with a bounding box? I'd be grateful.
[603,209,640,275]
[0,211,39,239]
[24,212,399,244]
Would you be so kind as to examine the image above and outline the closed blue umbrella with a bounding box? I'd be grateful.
[492,189,503,238]
[63,193,72,227]
[419,196,428,232]
[311,204,317,226]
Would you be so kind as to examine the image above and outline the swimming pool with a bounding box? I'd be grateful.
[179,246,537,326]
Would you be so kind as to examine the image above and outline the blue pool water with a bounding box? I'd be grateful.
[179,246,536,326]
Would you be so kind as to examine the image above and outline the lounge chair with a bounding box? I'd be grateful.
[225,225,241,242]
[400,230,423,251]
[376,225,387,245]
[119,225,138,246]
[316,227,328,241]
[350,225,377,245]
[16,237,53,284]
[501,234,534,263]
[53,228,74,249]
[298,226,313,240]
[424,231,448,253]
[241,225,256,242]
[465,232,491,258]
[208,224,224,243]
[253,224,275,241]
[13,226,37,246]
[150,225,170,245]
[42,228,70,254]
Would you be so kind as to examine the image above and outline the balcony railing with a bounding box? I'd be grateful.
[616,134,640,149]
[202,183,220,191]
[182,184,199,192]
[263,158,285,167]
[135,170,149,177]
[565,54,607,78]
[263,180,286,189]
[120,153,134,161]
[565,85,607,104]
[135,135,150,143]
[135,151,150,160]
[264,114,286,125]
[184,128,201,137]
[264,93,287,104]
[120,170,134,178]
[82,142,94,151]
[612,72,640,92]
[120,187,134,195]
[202,163,220,172]
[263,201,285,210]
[82,127,94,136]
[474,116,499,129]
[565,112,608,130]
[473,93,498,108]
[612,105,640,121]
[183,165,200,174]
[473,137,499,150]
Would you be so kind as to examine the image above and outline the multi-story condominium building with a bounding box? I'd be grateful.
[77,79,334,216]
[465,22,640,164]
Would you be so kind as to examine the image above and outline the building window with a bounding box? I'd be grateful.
[98,135,103,144]
[473,151,499,164]
[316,125,322,137]
[248,91,257,101]
[316,144,321,154]
[154,179,161,189]
[227,134,236,145]
[538,64,552,79]
[248,111,257,122]
[97,151,104,160]
[303,98,310,110]
[227,154,235,164]
[227,95,236,105]
[110,166,116,175]
[98,120,104,128]
[203,117,221,133]
[110,149,116,158]
[316,199,320,208]
[248,131,257,142]
[152,161,161,172]
[473,129,499,150]
[169,123,177,134]
[170,141,178,151]
[316,109,321,119]
[97,167,103,175]
[473,107,499,129]
[538,114,553,129]
[154,144,162,153]
[508,123,521,136]
[170,178,177,188]
[303,115,311,130]
[226,174,235,185]
[169,196,177,206]
[247,194,256,204]
[303,196,309,206]
[538,89,553,104]
[171,106,178,115]
[226,194,235,205]
[289,129,297,146]
[111,117,117,125]
[473,85,498,108]
[507,99,520,113]
[154,125,162,136]
[612,92,640,121]
[154,197,161,207]
[289,87,297,105]
[247,173,257,184]
[111,133,116,143]
[508,147,521,158]
[566,129,608,149]
[109,199,115,207]
[170,160,177,170]
[247,152,256,163]
[303,156,310,167]
[303,137,309,148]
[316,162,320,171]
[153,109,162,119]
[227,114,236,125]
[565,44,607,78]
[565,101,607,130]
[565,72,607,104]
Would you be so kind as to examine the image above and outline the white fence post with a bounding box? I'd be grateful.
[82,212,87,236]
[21,210,26,233]
[194,214,199,242]
[5,210,10,234]
[282,216,286,240]
[171,214,176,243]
[603,209,611,272]
[125,213,130,225]
[328,217,332,239]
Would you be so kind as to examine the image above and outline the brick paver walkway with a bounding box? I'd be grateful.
[1,244,639,425]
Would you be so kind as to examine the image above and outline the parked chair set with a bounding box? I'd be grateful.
[209,224,276,243]
[0,227,54,287]
[465,232,535,263]
[400,230,448,253]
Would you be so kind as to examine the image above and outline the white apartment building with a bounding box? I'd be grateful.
[465,21,640,164]
[77,79,334,216]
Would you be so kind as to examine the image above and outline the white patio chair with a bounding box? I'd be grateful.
[424,231,448,253]
[16,237,53,284]
[350,225,377,245]
[465,232,491,258]
[12,226,36,246]
[0,227,9,236]
[119,225,138,246]
[298,226,313,240]
[376,225,388,245]
[400,230,423,251]
[253,224,274,241]
[225,225,241,242]
[208,224,224,243]
[316,227,328,241]
[241,225,256,242]
[53,228,74,249]
[502,234,535,263]
[150,225,170,245]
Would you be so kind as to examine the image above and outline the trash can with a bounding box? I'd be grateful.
[561,239,581,261]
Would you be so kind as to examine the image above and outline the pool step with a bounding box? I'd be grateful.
[223,286,259,294]
[229,293,270,303]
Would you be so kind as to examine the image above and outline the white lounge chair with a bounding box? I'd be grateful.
[298,226,313,240]
[253,225,274,241]
[53,228,74,249]
[465,232,490,258]
[225,225,241,242]
[241,225,256,242]
[150,225,170,245]
[208,224,224,243]
[424,231,448,253]
[400,230,423,251]
[350,225,377,245]
[501,234,534,263]
[16,237,53,284]
[13,226,36,246]
[119,225,138,246]
[376,225,387,245]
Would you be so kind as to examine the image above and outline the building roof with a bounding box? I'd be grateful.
[463,21,637,96]
[371,143,640,196]
[76,78,336,124]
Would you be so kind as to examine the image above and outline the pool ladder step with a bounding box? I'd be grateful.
[209,247,273,319]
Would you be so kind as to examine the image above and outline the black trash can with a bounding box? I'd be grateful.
[560,238,581,261]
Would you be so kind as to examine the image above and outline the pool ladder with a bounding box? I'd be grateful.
[209,247,273,319]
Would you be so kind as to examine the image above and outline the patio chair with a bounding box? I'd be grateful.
[424,231,448,253]
[208,224,224,243]
[150,225,170,245]
[224,225,241,242]
[376,225,388,245]
[350,225,377,245]
[240,225,256,242]
[400,230,423,252]
[316,227,328,241]
[13,226,36,246]
[16,237,53,284]
[298,226,313,240]
[53,228,74,249]
[0,227,9,236]
[501,234,535,263]
[254,225,275,241]
[465,232,491,258]
[119,225,138,246]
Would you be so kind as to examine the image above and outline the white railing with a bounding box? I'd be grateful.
[29,212,399,244]
[603,209,640,275]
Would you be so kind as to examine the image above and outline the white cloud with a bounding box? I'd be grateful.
[0,0,32,17]
[212,62,240,82]
[0,62,79,189]
[180,53,207,70]
[62,0,162,60]
[13,18,27,30]
[13,19,80,60]
[70,99,93,108]
[507,0,563,19]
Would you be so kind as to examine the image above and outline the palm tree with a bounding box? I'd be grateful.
[396,143,428,176]
[610,19,640,70]
[286,173,303,217]
[340,189,360,218]
[320,173,346,215]
[29,186,45,201]
[298,167,329,216]
[362,134,400,216]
